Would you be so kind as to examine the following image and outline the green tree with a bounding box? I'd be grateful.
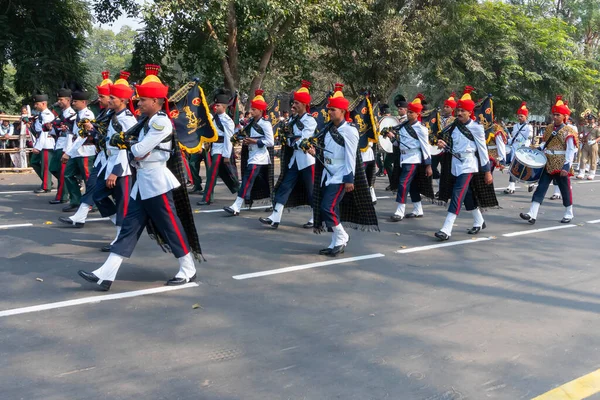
[83,26,137,84]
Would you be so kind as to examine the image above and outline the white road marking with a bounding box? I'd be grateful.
[85,217,110,222]
[494,186,521,191]
[200,205,272,213]
[576,180,600,184]
[0,223,33,229]
[0,190,33,194]
[586,219,600,224]
[395,237,494,254]
[233,253,385,280]
[0,283,199,318]
[502,224,577,237]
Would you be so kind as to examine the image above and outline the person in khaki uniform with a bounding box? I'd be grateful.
[576,113,600,180]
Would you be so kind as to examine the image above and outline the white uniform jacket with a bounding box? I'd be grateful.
[247,118,274,165]
[32,109,56,151]
[287,113,317,170]
[105,108,138,179]
[399,120,431,165]
[211,112,235,159]
[508,122,532,154]
[67,108,96,158]
[130,112,180,200]
[321,121,359,186]
[450,120,490,176]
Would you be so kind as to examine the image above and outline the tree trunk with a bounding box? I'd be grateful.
[227,0,239,88]
[205,19,236,93]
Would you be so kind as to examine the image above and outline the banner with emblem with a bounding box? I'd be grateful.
[421,108,441,141]
[310,95,330,131]
[474,94,494,130]
[227,90,241,129]
[267,94,284,139]
[350,95,378,151]
[170,83,218,154]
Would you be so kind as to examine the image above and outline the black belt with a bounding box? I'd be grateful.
[215,136,225,143]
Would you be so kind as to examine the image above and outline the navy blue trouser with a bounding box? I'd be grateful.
[238,163,267,200]
[93,175,133,226]
[532,170,572,207]
[111,191,190,259]
[80,163,101,206]
[448,173,477,215]
[274,162,314,205]
[319,183,345,228]
[395,163,421,204]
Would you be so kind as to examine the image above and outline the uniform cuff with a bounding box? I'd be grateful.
[112,164,124,176]
[423,156,431,165]
[257,139,264,148]
[342,172,354,183]
[562,163,570,172]
[480,161,491,173]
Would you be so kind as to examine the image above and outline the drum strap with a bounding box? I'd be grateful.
[510,124,526,146]
[400,121,419,140]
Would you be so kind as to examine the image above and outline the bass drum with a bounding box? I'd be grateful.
[378,116,399,153]
[509,147,547,183]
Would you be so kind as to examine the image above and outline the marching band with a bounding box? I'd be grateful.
[19,64,599,291]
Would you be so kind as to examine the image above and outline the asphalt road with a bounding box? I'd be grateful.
[1,168,600,400]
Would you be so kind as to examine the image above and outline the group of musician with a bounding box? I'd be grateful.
[21,66,598,290]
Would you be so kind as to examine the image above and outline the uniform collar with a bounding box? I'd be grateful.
[115,107,128,116]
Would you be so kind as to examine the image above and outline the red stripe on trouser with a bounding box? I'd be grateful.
[56,162,66,199]
[42,150,49,190]
[241,165,257,198]
[330,184,345,226]
[83,157,90,180]
[400,164,416,204]
[206,154,222,201]
[162,193,189,254]
[311,165,315,183]
[182,155,193,185]
[122,176,130,219]
[206,151,212,168]
[455,173,473,215]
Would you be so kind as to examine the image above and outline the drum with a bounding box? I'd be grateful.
[509,147,547,183]
[377,116,399,154]
[430,145,442,156]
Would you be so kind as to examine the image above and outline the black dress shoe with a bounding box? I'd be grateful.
[90,207,98,213]
[166,274,197,286]
[100,244,111,252]
[196,200,212,206]
[519,213,536,225]
[319,247,332,255]
[560,218,572,224]
[259,217,279,229]
[372,201,377,205]
[435,231,450,241]
[78,270,112,291]
[58,216,84,228]
[467,221,486,235]
[34,188,51,194]
[223,206,239,216]
[434,191,440,199]
[528,185,535,193]
[405,213,423,218]
[303,221,314,229]
[385,185,392,191]
[504,189,515,194]
[49,199,67,204]
[390,214,403,222]
[264,206,273,212]
[328,245,345,256]
[62,204,79,212]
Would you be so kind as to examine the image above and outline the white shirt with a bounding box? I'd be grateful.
[494,134,507,163]
[361,143,375,162]
[130,112,181,200]
[399,120,431,165]
[247,118,274,165]
[321,121,359,186]
[33,109,56,150]
[105,108,138,179]
[67,108,96,158]
[1,124,14,136]
[55,107,76,151]
[288,113,317,170]
[211,112,235,158]
[450,120,490,176]
[508,122,532,153]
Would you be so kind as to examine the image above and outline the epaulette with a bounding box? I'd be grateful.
[124,109,134,116]
[157,111,167,116]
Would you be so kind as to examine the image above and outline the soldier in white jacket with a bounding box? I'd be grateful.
[29,93,56,193]
[197,89,239,205]
[49,88,76,204]
[224,90,274,216]
[505,102,533,194]
[260,81,317,228]
[78,64,197,291]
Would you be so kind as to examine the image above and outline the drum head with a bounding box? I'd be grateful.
[379,137,394,153]
[515,147,547,168]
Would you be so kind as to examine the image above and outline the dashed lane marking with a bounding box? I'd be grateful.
[233,253,385,280]
[0,223,33,229]
[394,237,495,254]
[502,225,577,237]
[532,368,600,400]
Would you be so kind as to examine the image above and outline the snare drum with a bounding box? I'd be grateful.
[509,147,547,183]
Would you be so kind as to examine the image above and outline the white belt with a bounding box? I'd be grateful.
[136,160,166,170]
[458,152,475,159]
[401,148,420,155]
[488,145,497,149]
[324,157,345,165]
[545,149,566,155]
